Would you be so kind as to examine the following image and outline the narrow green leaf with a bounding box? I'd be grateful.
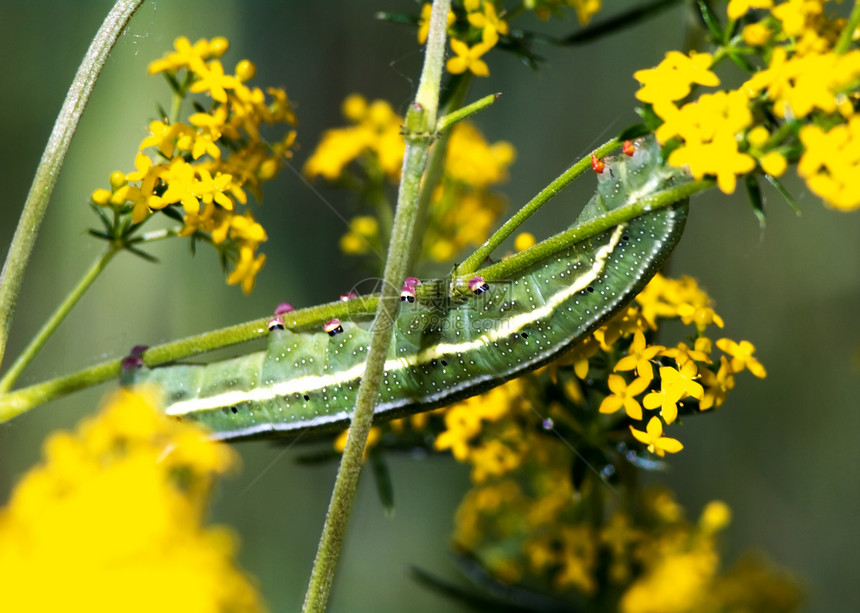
[726,49,756,73]
[155,103,169,122]
[634,104,663,132]
[87,229,111,241]
[160,206,184,223]
[369,450,395,516]
[163,72,182,96]
[744,174,766,230]
[89,203,113,233]
[764,173,802,215]
[696,0,725,42]
[558,0,683,46]
[126,245,159,263]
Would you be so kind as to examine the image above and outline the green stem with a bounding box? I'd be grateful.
[457,137,621,274]
[0,0,145,369]
[470,179,713,284]
[436,92,501,133]
[408,75,472,268]
[0,247,120,394]
[836,0,860,54]
[301,2,451,611]
[0,296,380,424]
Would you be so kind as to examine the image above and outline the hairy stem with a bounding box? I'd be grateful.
[457,137,621,274]
[471,179,712,283]
[836,0,860,54]
[0,296,379,423]
[0,247,120,393]
[0,0,145,368]
[301,1,451,611]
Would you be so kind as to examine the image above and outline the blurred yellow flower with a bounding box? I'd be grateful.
[0,390,264,613]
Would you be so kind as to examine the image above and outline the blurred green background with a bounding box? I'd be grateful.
[1,1,858,611]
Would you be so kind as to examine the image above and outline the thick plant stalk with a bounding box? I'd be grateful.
[0,0,145,369]
[301,2,451,611]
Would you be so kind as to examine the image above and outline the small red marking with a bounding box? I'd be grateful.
[591,153,605,174]
[274,302,294,315]
[323,318,343,336]
[622,140,636,156]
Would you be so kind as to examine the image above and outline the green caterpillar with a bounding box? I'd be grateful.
[124,137,690,440]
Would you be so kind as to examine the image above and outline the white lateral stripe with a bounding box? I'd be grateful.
[166,226,624,417]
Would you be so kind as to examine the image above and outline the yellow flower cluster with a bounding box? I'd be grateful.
[0,390,264,613]
[425,121,514,261]
[304,94,403,183]
[91,37,297,292]
[417,1,508,77]
[335,273,764,508]
[434,379,532,481]
[453,480,801,608]
[305,94,514,263]
[600,274,765,449]
[635,1,860,210]
[325,275,770,606]
[417,1,603,77]
[430,272,763,492]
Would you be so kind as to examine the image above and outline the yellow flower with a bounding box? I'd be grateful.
[91,188,111,206]
[742,21,773,46]
[333,426,382,459]
[760,151,787,177]
[417,2,456,44]
[0,390,264,613]
[643,384,685,424]
[727,0,773,21]
[554,526,597,593]
[620,542,714,611]
[700,356,736,410]
[189,59,240,103]
[160,157,201,214]
[445,121,515,188]
[230,212,268,245]
[469,439,522,482]
[657,88,753,149]
[514,232,535,251]
[668,131,755,193]
[226,245,266,294]
[659,361,704,401]
[744,49,860,120]
[468,2,510,36]
[614,331,663,380]
[446,27,499,77]
[633,51,719,105]
[660,341,711,367]
[147,36,216,75]
[772,0,824,37]
[599,374,650,420]
[304,96,405,182]
[798,118,860,210]
[571,0,603,26]
[339,216,379,255]
[89,37,294,294]
[716,338,767,378]
[677,303,724,332]
[699,500,732,533]
[629,416,684,457]
[434,404,484,460]
[139,120,194,159]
